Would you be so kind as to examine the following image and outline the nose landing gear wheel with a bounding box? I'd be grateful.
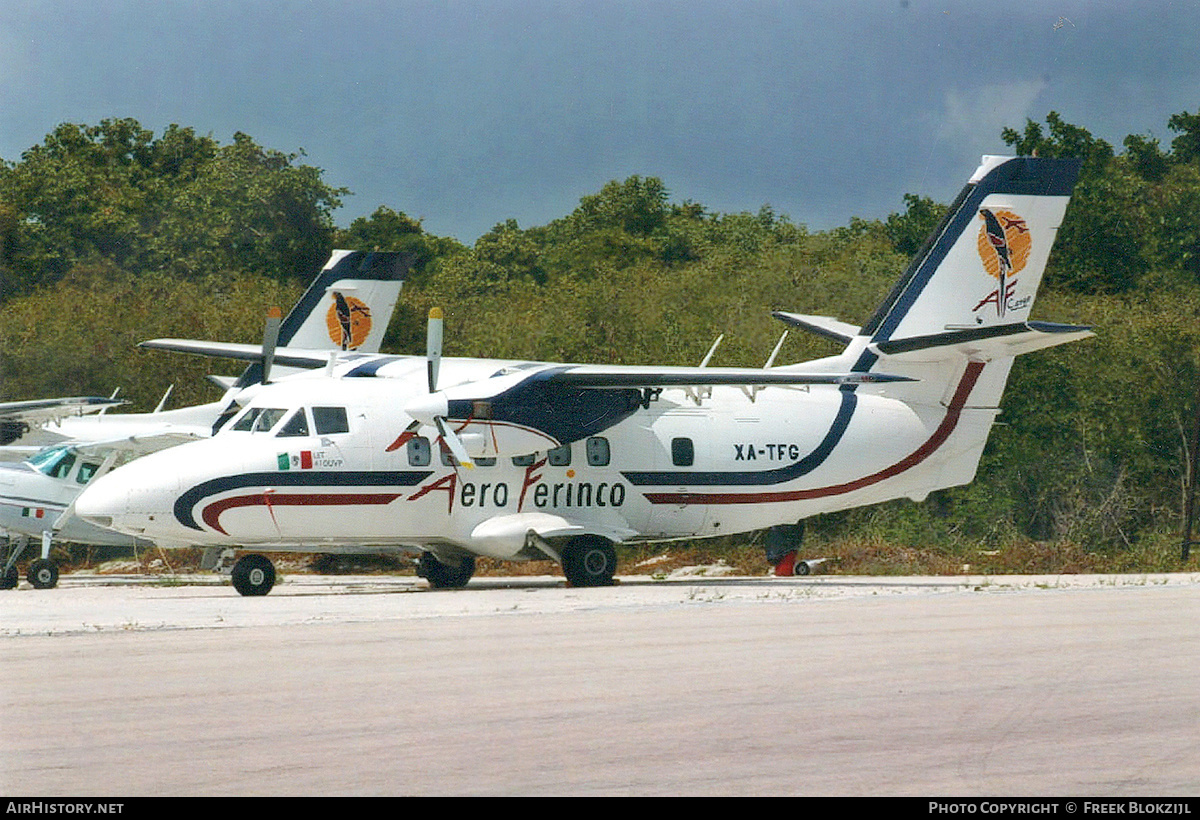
[28,558,59,590]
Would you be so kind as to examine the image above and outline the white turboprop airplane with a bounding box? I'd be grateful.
[0,250,412,589]
[74,156,1092,596]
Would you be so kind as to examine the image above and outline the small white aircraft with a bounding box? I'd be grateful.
[0,250,412,589]
[75,156,1092,595]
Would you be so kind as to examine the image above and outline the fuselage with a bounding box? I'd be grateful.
[74,351,992,559]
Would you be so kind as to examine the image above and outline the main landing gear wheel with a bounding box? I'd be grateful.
[1,564,19,590]
[28,558,59,590]
[561,536,617,587]
[417,552,475,589]
[231,554,276,596]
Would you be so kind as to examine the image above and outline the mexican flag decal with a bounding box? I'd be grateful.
[278,451,314,470]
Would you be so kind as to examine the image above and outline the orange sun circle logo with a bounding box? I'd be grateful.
[325,292,372,350]
[976,208,1032,281]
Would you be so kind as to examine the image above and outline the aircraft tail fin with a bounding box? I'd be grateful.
[811,156,1088,497]
[862,155,1080,346]
[234,250,415,386]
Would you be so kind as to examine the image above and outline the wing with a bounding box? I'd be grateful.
[137,339,336,369]
[544,363,912,388]
[1,397,126,424]
[1,397,127,444]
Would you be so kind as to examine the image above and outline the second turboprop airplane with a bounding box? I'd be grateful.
[0,249,412,589]
[75,156,1092,595]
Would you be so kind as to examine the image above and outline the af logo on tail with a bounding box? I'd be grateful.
[974,208,1031,318]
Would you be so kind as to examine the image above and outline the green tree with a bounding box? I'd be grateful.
[1003,112,1149,293]
[884,194,948,257]
[0,120,346,298]
[334,206,465,283]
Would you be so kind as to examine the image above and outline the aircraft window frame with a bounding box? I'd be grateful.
[230,407,264,432]
[76,461,102,485]
[671,437,695,467]
[276,409,310,438]
[313,406,350,435]
[28,446,67,473]
[407,436,431,467]
[252,408,289,433]
[30,447,76,478]
[586,437,610,467]
[547,444,572,467]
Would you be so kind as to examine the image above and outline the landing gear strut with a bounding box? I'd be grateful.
[765,522,806,577]
[2,533,61,590]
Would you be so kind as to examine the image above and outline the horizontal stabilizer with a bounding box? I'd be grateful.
[772,312,860,345]
[873,321,1093,359]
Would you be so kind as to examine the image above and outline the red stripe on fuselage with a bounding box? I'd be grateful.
[644,361,986,506]
[201,492,403,535]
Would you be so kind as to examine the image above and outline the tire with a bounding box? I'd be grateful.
[1,565,19,590]
[231,554,276,596]
[561,536,617,587]
[417,552,475,589]
[28,559,59,590]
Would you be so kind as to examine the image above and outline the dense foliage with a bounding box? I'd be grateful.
[2,112,1198,565]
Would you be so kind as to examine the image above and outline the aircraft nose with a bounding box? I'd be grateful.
[74,455,181,535]
[73,470,129,530]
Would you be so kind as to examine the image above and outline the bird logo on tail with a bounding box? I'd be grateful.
[974,208,1031,319]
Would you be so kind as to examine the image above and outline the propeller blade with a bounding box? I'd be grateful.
[426,307,443,393]
[261,306,282,384]
[434,416,474,469]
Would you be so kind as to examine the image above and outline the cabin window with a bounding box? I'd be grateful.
[547,444,571,466]
[512,454,536,467]
[474,457,497,466]
[276,409,310,438]
[671,437,695,467]
[76,461,102,485]
[586,437,611,467]
[407,436,431,467]
[313,406,350,435]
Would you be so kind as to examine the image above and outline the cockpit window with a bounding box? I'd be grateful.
[313,407,350,435]
[252,408,288,432]
[276,409,310,438]
[230,407,263,432]
[29,447,76,478]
